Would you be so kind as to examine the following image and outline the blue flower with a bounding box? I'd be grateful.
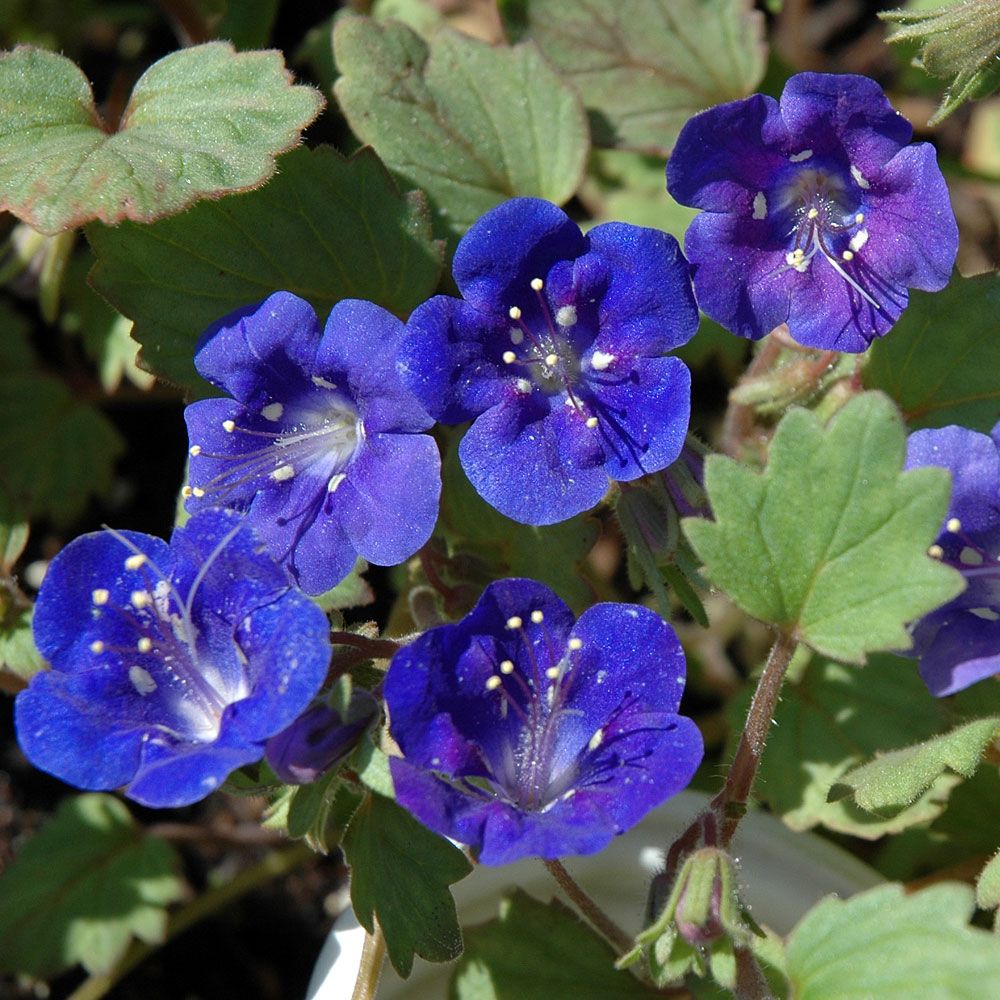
[667,73,958,352]
[184,292,441,595]
[384,578,703,865]
[903,423,1000,696]
[398,198,698,525]
[16,510,331,808]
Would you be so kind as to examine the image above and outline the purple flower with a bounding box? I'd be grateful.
[398,198,698,525]
[667,73,958,353]
[266,690,378,785]
[384,578,703,865]
[184,292,441,595]
[903,423,1000,696]
[16,510,331,808]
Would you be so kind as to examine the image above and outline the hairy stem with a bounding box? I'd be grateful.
[351,919,387,1000]
[544,858,634,956]
[66,843,314,1000]
[330,631,402,659]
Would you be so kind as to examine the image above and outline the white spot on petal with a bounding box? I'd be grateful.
[850,164,870,189]
[752,191,767,219]
[327,472,346,493]
[312,375,337,390]
[588,728,604,751]
[261,402,284,421]
[129,665,157,695]
[849,229,869,252]
[556,305,577,327]
[789,149,813,162]
[270,464,295,482]
[590,351,615,371]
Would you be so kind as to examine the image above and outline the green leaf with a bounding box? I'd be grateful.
[0,603,45,682]
[976,849,1000,912]
[865,271,1000,432]
[683,392,964,663]
[501,0,767,155]
[88,144,442,393]
[333,18,589,238]
[440,443,598,611]
[452,890,657,999]
[0,43,322,234]
[787,883,1000,999]
[311,557,375,612]
[740,652,962,836]
[0,793,185,978]
[343,792,471,976]
[829,716,1000,815]
[0,488,28,572]
[0,370,124,524]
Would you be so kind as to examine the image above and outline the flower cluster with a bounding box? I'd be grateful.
[668,72,957,352]
[184,292,441,595]
[904,422,1000,696]
[399,197,699,525]
[384,578,703,865]
[16,510,331,807]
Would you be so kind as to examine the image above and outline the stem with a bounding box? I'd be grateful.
[66,843,313,1000]
[711,630,797,847]
[351,919,387,1000]
[543,859,634,956]
[330,631,402,659]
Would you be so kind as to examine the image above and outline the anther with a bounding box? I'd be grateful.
[530,610,544,624]
[506,616,523,630]
[509,306,522,321]
[502,351,517,364]
[530,278,544,291]
[137,637,153,653]
[92,588,109,606]
[546,666,560,680]
[544,353,558,367]
[131,590,151,609]
[928,544,945,559]
[189,445,202,456]
[500,659,515,674]
[222,419,236,433]
[842,250,854,261]
[855,213,864,224]
[125,554,147,571]
[182,486,193,498]
[568,637,583,651]
[485,675,503,691]
[807,207,819,219]
[946,518,962,533]
[89,640,105,653]
[585,416,599,429]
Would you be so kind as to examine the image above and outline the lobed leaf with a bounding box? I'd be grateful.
[0,43,322,234]
[829,715,1000,815]
[787,883,1000,999]
[501,0,767,155]
[452,890,657,999]
[343,792,471,977]
[333,17,590,238]
[739,652,961,837]
[865,271,1000,432]
[0,794,184,978]
[683,392,964,663]
[87,144,442,393]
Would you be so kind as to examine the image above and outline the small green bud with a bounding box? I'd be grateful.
[881,0,1000,123]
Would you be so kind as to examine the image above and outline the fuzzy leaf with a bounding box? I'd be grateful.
[333,18,589,237]
[787,883,1000,999]
[0,44,322,234]
[683,392,964,662]
[976,849,1000,912]
[0,794,184,978]
[829,716,1000,815]
[865,271,1000,432]
[453,890,657,1000]
[0,604,44,682]
[88,144,441,393]
[740,652,963,837]
[343,792,471,977]
[501,0,767,155]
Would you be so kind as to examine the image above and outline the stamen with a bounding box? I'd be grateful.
[503,351,517,364]
[509,306,522,321]
[182,486,193,498]
[131,590,151,609]
[90,640,105,653]
[137,637,153,653]
[506,616,523,630]
[807,207,819,219]
[500,659,515,674]
[841,250,854,261]
[928,544,944,559]
[222,419,236,433]
[568,637,582,651]
[585,416,599,429]
[92,589,109,606]
[530,277,544,292]
[530,610,544,624]
[485,675,503,691]
[946,518,962,533]
[545,666,560,680]
[189,445,202,456]
[544,353,558,367]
